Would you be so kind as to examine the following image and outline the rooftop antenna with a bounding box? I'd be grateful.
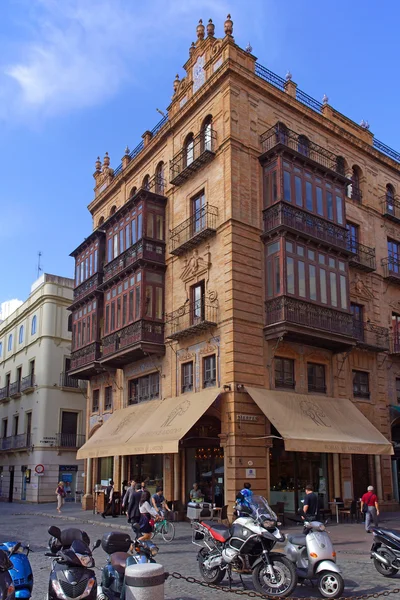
[37,251,43,279]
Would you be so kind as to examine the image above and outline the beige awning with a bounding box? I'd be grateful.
[125,388,220,455]
[246,387,393,455]
[77,399,163,459]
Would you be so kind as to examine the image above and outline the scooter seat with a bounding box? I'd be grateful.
[110,552,130,575]
[288,534,307,547]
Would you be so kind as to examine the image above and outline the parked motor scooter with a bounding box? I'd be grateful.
[0,550,15,600]
[0,542,33,599]
[280,519,344,599]
[45,525,101,600]
[98,527,159,600]
[370,526,400,577]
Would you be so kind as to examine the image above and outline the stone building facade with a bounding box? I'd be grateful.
[71,16,400,513]
[0,274,86,503]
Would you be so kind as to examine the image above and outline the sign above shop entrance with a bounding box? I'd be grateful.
[237,414,258,422]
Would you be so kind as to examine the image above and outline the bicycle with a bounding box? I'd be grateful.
[151,515,175,542]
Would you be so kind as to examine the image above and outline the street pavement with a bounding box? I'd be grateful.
[1,501,400,599]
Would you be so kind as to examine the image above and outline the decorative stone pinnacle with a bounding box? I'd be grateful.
[189,41,196,57]
[124,146,130,155]
[95,156,101,172]
[245,42,252,53]
[285,70,292,81]
[103,152,110,168]
[196,19,205,41]
[224,14,233,36]
[322,94,329,105]
[207,18,215,37]
[173,73,180,94]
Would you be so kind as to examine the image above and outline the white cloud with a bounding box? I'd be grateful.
[2,0,232,119]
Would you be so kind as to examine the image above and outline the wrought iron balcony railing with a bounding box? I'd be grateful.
[0,386,10,401]
[390,335,400,355]
[21,374,35,393]
[170,204,218,255]
[55,433,86,449]
[129,174,166,198]
[260,125,346,176]
[9,381,21,397]
[103,239,165,283]
[0,433,31,451]
[381,195,400,222]
[102,320,164,358]
[73,272,103,302]
[353,321,389,352]
[70,342,102,372]
[382,257,400,283]
[348,241,376,272]
[265,296,354,338]
[263,202,349,253]
[59,372,88,390]
[170,129,217,186]
[166,299,218,340]
[347,186,363,204]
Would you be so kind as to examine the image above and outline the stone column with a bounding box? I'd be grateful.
[375,455,383,501]
[333,454,341,497]
[173,454,180,501]
[121,456,126,486]
[82,458,93,511]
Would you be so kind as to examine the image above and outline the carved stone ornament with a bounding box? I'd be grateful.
[180,246,211,284]
[192,54,205,93]
[178,350,196,362]
[350,273,374,301]
[200,343,217,355]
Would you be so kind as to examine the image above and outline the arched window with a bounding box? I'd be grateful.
[19,325,24,344]
[184,133,194,167]
[31,315,37,335]
[67,314,72,333]
[109,205,117,216]
[336,156,346,176]
[8,334,12,351]
[155,162,165,195]
[129,186,137,199]
[386,184,396,216]
[0,342,3,357]
[298,135,309,157]
[349,165,362,202]
[142,175,150,191]
[98,216,104,228]
[275,122,288,145]
[201,116,213,152]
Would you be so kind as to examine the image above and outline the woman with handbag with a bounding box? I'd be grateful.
[55,481,66,514]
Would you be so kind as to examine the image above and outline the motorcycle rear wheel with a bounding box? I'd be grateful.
[198,548,225,584]
[373,549,399,577]
[318,571,345,598]
[252,555,297,598]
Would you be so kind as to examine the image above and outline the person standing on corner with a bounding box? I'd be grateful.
[55,481,66,514]
[122,479,136,514]
[302,484,318,521]
[102,479,117,519]
[361,485,379,533]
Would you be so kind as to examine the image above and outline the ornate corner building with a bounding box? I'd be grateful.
[70,15,400,513]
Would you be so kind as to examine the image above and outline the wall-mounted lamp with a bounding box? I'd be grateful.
[236,384,245,391]
[223,384,231,392]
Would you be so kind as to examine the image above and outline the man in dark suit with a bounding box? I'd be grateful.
[127,483,142,531]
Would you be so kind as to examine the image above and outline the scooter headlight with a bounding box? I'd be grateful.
[76,552,94,567]
[150,545,159,557]
[6,584,15,600]
[262,520,276,529]
[52,580,68,600]
[81,578,96,598]
[317,524,326,532]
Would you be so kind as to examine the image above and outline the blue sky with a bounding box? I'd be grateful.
[1,0,399,304]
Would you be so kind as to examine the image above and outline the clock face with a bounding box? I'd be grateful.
[193,55,205,93]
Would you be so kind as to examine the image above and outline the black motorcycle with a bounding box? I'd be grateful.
[45,526,100,600]
[99,528,159,600]
[0,550,14,600]
[371,526,400,577]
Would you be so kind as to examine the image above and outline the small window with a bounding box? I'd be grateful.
[7,335,12,351]
[353,370,370,399]
[31,315,37,335]
[104,386,113,411]
[275,357,295,389]
[185,134,195,167]
[142,174,150,191]
[128,373,160,405]
[92,389,100,413]
[0,342,2,357]
[307,364,326,393]
[18,326,24,344]
[202,116,213,152]
[191,281,205,323]
[203,355,216,388]
[275,122,288,145]
[155,162,165,195]
[182,362,194,393]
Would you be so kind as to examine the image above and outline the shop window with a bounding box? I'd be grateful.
[182,362,194,393]
[128,373,160,404]
[92,389,100,413]
[104,386,113,411]
[203,355,216,388]
[307,363,326,393]
[275,357,295,389]
[353,370,370,399]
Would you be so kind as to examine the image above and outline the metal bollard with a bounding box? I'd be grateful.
[124,563,166,600]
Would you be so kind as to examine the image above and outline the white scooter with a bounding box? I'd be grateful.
[280,519,344,598]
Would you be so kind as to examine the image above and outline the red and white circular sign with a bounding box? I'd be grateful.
[35,464,45,474]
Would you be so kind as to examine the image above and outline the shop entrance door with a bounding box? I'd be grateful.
[186,446,224,506]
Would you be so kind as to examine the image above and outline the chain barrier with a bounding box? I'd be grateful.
[169,572,400,600]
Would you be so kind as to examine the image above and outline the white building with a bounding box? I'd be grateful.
[0,274,86,503]
[0,299,23,322]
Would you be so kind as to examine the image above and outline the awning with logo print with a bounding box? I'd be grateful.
[246,387,393,455]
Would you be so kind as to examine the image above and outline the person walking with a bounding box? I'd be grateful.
[55,481,66,514]
[361,485,379,533]
[122,479,136,513]
[302,484,318,521]
[127,483,142,531]
[102,480,117,519]
[138,490,159,541]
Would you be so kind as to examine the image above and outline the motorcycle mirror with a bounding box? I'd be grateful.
[93,539,101,550]
[48,525,61,539]
[10,542,21,556]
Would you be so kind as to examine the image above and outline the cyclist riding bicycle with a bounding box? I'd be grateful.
[151,486,170,517]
